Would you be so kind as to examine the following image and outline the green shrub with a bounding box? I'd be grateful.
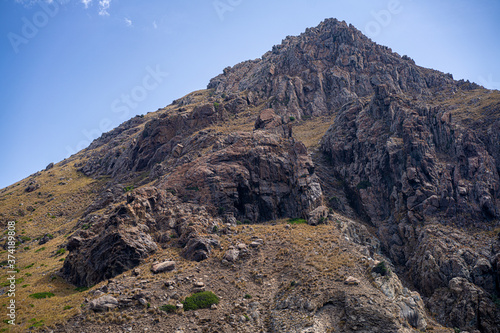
[55,248,66,256]
[63,305,72,310]
[182,291,219,311]
[123,185,134,192]
[288,218,307,225]
[372,261,390,276]
[214,102,220,108]
[289,116,296,121]
[160,304,177,313]
[24,263,35,269]
[82,223,91,230]
[29,292,55,299]
[0,278,24,287]
[74,287,89,292]
[35,247,46,253]
[244,294,252,299]
[20,236,31,242]
[29,319,44,328]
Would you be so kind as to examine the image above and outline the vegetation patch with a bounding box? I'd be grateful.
[288,218,307,225]
[182,291,219,311]
[372,261,390,276]
[29,292,55,299]
[0,278,24,287]
[29,318,44,329]
[160,304,177,313]
[123,185,134,192]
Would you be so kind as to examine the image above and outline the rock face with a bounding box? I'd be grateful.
[318,83,500,330]
[63,130,322,284]
[61,187,216,286]
[61,212,158,287]
[159,128,322,222]
[320,84,499,226]
[428,277,500,333]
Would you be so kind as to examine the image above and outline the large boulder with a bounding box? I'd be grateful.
[151,261,176,274]
[89,295,119,312]
[182,237,219,262]
[61,204,158,287]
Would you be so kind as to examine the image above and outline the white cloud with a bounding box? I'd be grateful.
[124,18,132,27]
[152,20,157,29]
[98,0,111,16]
[82,0,91,9]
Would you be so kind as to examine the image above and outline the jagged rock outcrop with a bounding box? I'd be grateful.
[61,207,158,287]
[428,277,500,332]
[321,84,499,226]
[208,19,461,120]
[158,128,322,222]
[63,122,323,285]
[62,187,218,286]
[319,83,500,330]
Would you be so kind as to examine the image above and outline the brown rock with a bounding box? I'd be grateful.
[307,205,329,225]
[151,261,176,274]
[344,276,360,285]
[90,295,118,312]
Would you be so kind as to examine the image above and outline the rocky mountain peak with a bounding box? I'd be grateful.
[208,18,463,121]
[2,18,499,333]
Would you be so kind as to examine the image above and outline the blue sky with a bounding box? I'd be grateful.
[1,0,499,189]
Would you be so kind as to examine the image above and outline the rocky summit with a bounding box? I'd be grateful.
[1,18,499,333]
